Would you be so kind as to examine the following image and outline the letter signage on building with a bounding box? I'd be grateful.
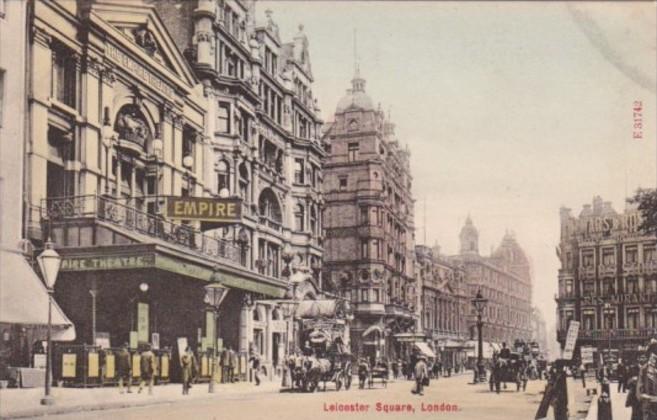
[165,197,242,223]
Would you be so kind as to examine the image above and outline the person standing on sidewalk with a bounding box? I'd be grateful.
[181,346,195,395]
[138,344,156,395]
[617,360,627,393]
[413,355,428,396]
[637,340,657,420]
[249,348,261,386]
[117,343,132,394]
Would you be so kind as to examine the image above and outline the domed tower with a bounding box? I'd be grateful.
[459,215,479,255]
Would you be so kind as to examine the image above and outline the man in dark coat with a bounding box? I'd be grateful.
[116,343,132,394]
[637,340,657,420]
[138,344,156,395]
[228,347,237,383]
[413,355,428,396]
[181,346,195,395]
[618,360,628,393]
[249,348,261,386]
[220,348,228,384]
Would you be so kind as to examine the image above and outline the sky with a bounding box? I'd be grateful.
[258,1,657,345]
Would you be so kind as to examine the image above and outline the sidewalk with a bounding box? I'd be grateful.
[585,382,631,420]
[0,380,279,419]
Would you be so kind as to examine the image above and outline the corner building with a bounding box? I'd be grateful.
[556,196,657,362]
[322,71,418,362]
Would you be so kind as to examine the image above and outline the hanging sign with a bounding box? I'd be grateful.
[166,197,242,222]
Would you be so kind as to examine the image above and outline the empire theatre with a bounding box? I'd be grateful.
[21,0,331,383]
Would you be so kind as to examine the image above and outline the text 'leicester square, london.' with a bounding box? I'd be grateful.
[2,0,562,392]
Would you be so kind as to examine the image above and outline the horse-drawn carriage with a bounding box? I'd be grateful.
[286,329,353,392]
[489,352,526,393]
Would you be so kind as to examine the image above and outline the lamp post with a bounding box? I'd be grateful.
[38,240,62,406]
[278,300,299,387]
[204,266,228,393]
[603,303,614,364]
[471,289,488,384]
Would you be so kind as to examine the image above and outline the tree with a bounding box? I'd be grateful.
[628,188,657,235]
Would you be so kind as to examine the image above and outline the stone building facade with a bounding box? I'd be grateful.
[556,196,657,362]
[451,217,533,345]
[321,70,418,362]
[416,244,469,369]
[152,0,327,376]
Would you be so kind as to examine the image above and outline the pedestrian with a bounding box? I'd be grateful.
[580,363,587,388]
[138,344,156,395]
[249,348,261,386]
[229,347,238,383]
[116,343,132,394]
[617,359,627,393]
[625,375,643,420]
[637,340,657,420]
[413,355,428,396]
[181,346,195,395]
[220,348,228,384]
[597,392,612,420]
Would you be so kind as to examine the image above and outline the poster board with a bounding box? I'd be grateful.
[562,321,580,360]
[88,352,99,377]
[105,354,116,379]
[62,353,76,378]
[581,346,595,365]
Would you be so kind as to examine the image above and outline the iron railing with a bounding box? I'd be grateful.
[41,195,245,268]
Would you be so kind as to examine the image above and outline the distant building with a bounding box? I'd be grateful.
[555,196,657,363]
[531,307,548,356]
[416,244,469,369]
[451,217,533,346]
[321,69,418,362]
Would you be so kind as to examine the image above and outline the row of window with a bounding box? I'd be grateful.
[293,158,320,187]
[578,244,657,268]
[562,309,657,330]
[569,277,657,296]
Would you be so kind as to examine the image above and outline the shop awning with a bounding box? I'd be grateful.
[362,324,384,338]
[413,342,437,358]
[0,248,75,341]
[295,300,337,319]
[464,340,495,359]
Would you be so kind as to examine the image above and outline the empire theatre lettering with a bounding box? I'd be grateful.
[105,44,176,99]
[166,197,242,223]
[61,255,155,271]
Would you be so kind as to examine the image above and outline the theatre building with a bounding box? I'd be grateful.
[556,196,657,362]
[23,0,292,382]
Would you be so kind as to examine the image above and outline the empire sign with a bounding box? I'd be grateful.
[165,197,242,223]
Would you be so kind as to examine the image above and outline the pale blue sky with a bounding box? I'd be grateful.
[259,1,657,338]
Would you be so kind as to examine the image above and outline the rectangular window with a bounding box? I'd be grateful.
[648,310,657,328]
[361,289,368,302]
[294,159,304,184]
[644,246,656,262]
[217,103,230,133]
[626,309,640,329]
[373,289,380,303]
[625,247,638,264]
[582,253,594,267]
[361,239,368,259]
[372,239,380,259]
[338,176,348,191]
[53,48,77,108]
[626,277,639,293]
[583,280,595,296]
[348,142,359,162]
[565,279,573,295]
[360,206,368,225]
[602,248,615,265]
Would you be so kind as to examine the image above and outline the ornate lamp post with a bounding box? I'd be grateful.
[204,266,228,393]
[37,240,62,406]
[603,303,614,364]
[471,289,488,383]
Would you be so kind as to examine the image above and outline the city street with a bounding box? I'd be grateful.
[25,375,569,420]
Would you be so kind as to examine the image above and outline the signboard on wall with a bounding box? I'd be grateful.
[581,346,595,365]
[137,303,149,343]
[165,197,242,222]
[562,320,580,360]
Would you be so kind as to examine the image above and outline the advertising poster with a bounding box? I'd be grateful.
[0,1,654,420]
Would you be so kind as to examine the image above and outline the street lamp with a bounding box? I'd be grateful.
[37,240,62,406]
[603,303,614,364]
[204,266,228,393]
[471,289,488,384]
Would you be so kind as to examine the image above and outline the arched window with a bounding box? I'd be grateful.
[294,203,305,231]
[217,160,230,194]
[258,188,282,223]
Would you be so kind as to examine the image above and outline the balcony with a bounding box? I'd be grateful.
[622,262,641,275]
[554,292,576,301]
[579,265,596,278]
[557,328,657,341]
[42,195,246,269]
[258,216,282,232]
[644,260,657,274]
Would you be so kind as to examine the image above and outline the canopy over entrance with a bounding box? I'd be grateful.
[0,249,75,340]
[413,342,437,358]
